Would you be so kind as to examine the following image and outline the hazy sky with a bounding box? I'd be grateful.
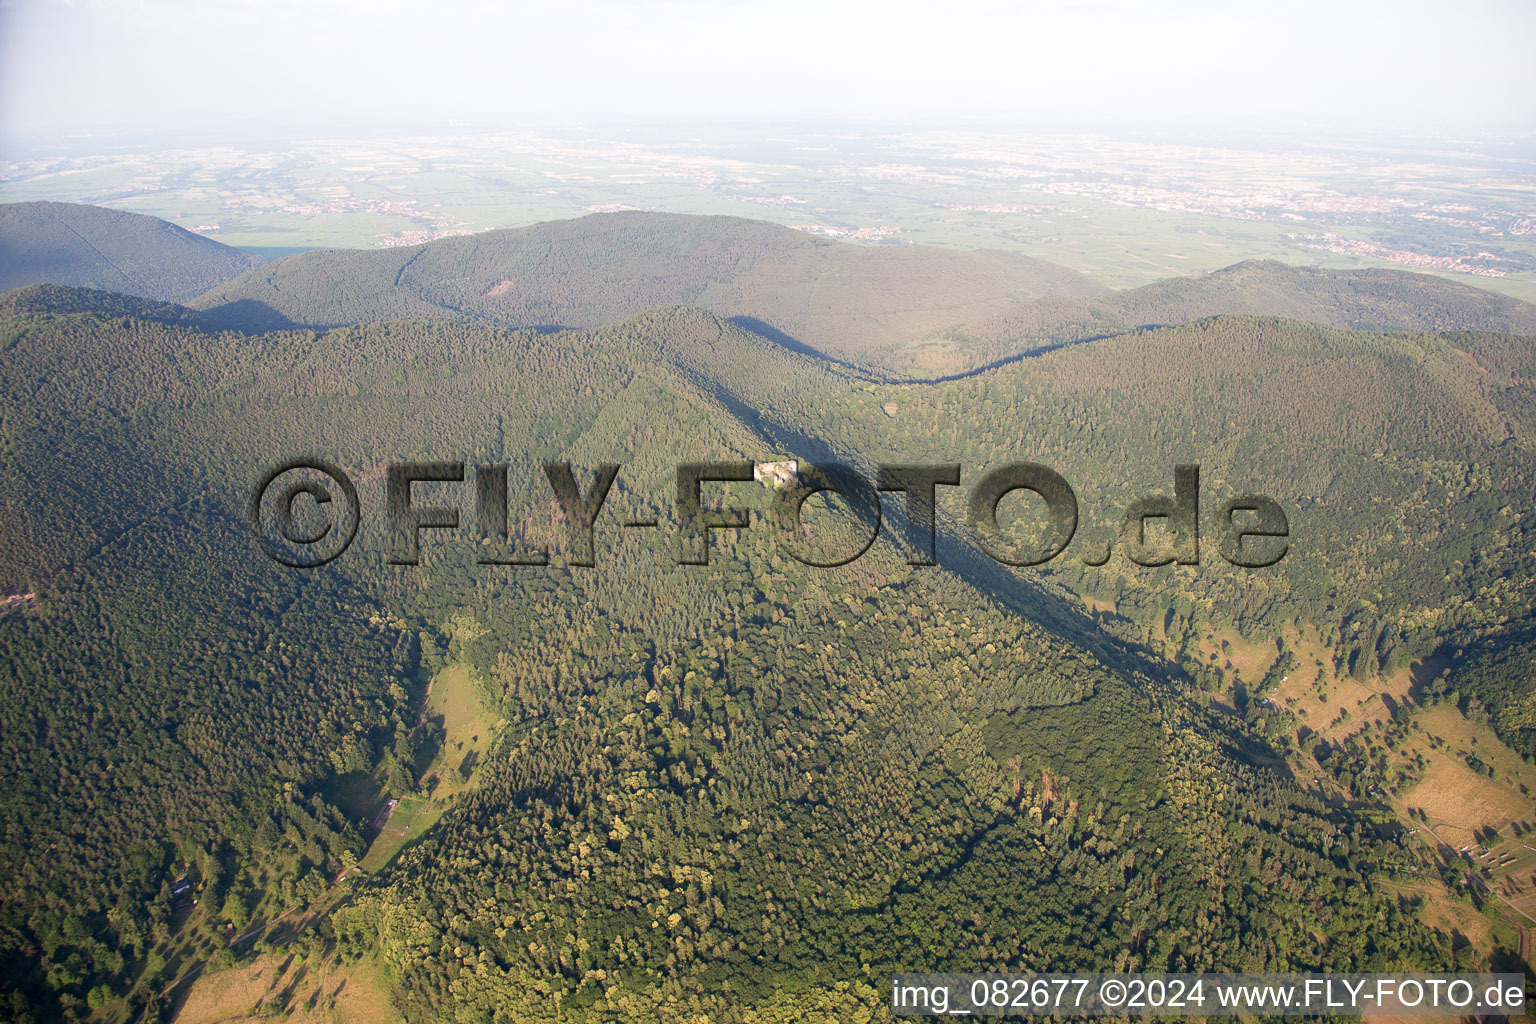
[2,0,1534,145]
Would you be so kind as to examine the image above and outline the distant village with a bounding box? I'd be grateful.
[1287,231,1511,278]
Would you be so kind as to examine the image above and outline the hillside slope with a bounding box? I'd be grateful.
[190,211,1536,378]
[0,201,263,302]
[189,211,1108,359]
[0,281,210,324]
[902,259,1536,376]
[1,292,1492,1020]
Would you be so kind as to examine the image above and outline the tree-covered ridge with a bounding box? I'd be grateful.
[351,576,1446,1023]
[775,315,1536,668]
[0,297,1132,1018]
[0,202,263,304]
[9,201,1533,380]
[187,211,1107,358]
[370,512,1449,1023]
[897,259,1536,377]
[0,292,1527,1020]
[181,210,1536,378]
[0,283,210,325]
[1427,621,1536,759]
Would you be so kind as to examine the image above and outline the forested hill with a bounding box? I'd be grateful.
[7,201,1531,379]
[830,315,1536,663]
[0,282,208,324]
[186,210,1536,378]
[187,211,1108,352]
[899,259,1536,376]
[5,291,1514,1020]
[1128,260,1536,335]
[0,201,263,302]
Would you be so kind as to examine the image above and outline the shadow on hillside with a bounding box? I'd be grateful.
[1407,652,1450,704]
[196,298,299,332]
[725,315,873,375]
[681,370,1296,778]
[729,312,1147,385]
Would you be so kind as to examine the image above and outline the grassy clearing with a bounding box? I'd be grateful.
[164,663,501,1021]
[1079,594,1117,616]
[1399,706,1536,849]
[350,663,497,876]
[355,796,447,875]
[421,662,497,799]
[1270,651,1416,745]
[1165,617,1536,968]
[170,954,399,1024]
[1200,625,1282,684]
